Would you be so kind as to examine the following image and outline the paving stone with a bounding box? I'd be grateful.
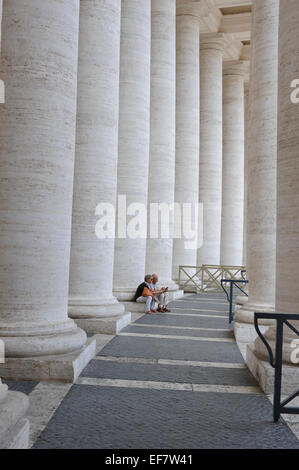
[33,385,299,449]
[187,293,227,300]
[135,313,230,329]
[30,293,299,449]
[123,324,234,339]
[135,315,231,330]
[171,301,228,311]
[98,335,244,364]
[169,308,228,317]
[81,359,258,386]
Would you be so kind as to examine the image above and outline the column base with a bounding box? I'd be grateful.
[69,297,130,334]
[158,280,180,292]
[74,312,131,335]
[246,343,299,395]
[234,318,270,344]
[113,287,137,302]
[69,296,125,318]
[234,303,274,347]
[170,289,185,301]
[0,337,96,383]
[0,391,30,449]
[235,295,248,310]
[234,322,269,359]
[0,319,87,357]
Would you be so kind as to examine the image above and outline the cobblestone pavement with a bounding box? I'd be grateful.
[5,293,299,449]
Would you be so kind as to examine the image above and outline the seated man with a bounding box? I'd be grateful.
[151,273,171,313]
[134,275,157,314]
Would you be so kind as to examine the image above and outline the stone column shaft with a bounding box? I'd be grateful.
[220,61,245,266]
[0,0,95,380]
[198,34,226,266]
[68,0,130,334]
[254,0,299,370]
[172,3,200,281]
[113,0,151,301]
[234,0,279,345]
[0,2,29,449]
[146,0,178,291]
[243,83,250,267]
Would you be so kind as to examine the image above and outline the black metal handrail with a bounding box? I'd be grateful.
[221,279,248,323]
[254,312,299,422]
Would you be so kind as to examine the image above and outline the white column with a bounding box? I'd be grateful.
[113,0,151,301]
[0,1,29,449]
[254,0,299,367]
[145,0,178,291]
[198,34,226,266]
[68,0,130,334]
[0,379,29,449]
[243,82,250,267]
[234,0,279,344]
[0,0,2,48]
[172,2,200,280]
[0,1,87,359]
[220,61,245,266]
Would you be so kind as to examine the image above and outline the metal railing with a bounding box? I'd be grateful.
[221,279,248,324]
[178,265,246,293]
[254,312,299,422]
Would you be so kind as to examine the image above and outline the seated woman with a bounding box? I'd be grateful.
[134,275,157,314]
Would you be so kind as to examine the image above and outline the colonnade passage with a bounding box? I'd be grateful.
[0,0,299,450]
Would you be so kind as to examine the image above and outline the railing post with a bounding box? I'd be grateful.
[273,319,284,422]
[229,281,233,324]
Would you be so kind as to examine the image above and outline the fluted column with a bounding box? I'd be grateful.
[145,0,178,291]
[68,0,130,334]
[234,0,279,345]
[172,1,200,280]
[198,34,226,266]
[113,0,151,301]
[220,61,245,266]
[254,0,299,368]
[0,1,90,365]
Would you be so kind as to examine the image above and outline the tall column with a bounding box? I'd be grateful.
[234,0,279,346]
[0,379,29,448]
[0,0,94,380]
[234,81,250,312]
[0,0,2,47]
[253,0,299,380]
[145,0,178,291]
[220,61,245,266]
[198,34,227,266]
[113,0,151,301]
[0,0,29,449]
[172,1,200,281]
[68,0,130,334]
[243,82,250,267]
